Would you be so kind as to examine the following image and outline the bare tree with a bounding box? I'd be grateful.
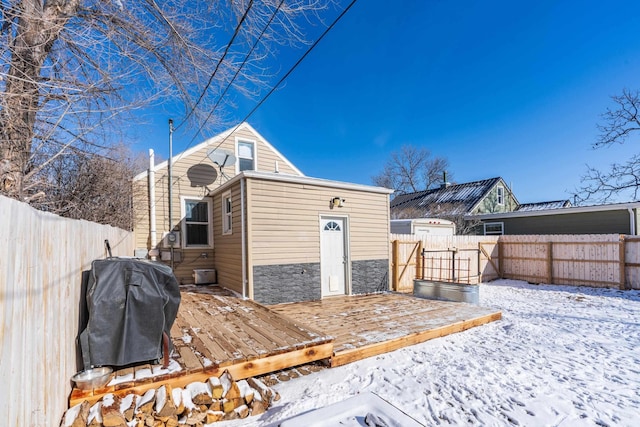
[30,144,145,229]
[372,145,450,194]
[0,0,334,213]
[577,89,640,203]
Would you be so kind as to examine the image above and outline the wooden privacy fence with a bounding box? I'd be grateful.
[498,235,625,288]
[0,196,134,426]
[391,233,640,292]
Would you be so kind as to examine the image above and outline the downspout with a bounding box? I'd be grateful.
[628,208,636,235]
[168,119,174,270]
[168,119,174,232]
[149,149,157,260]
[241,177,247,299]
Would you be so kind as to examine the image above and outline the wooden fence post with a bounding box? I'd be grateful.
[547,242,553,284]
[416,240,423,280]
[498,241,504,278]
[392,240,399,291]
[620,236,627,290]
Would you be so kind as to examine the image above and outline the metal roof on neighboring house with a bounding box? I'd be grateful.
[390,177,502,215]
[515,200,572,212]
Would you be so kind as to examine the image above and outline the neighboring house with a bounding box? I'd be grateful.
[469,201,640,235]
[132,122,393,304]
[390,177,519,219]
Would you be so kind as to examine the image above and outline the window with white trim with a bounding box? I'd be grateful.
[182,198,212,247]
[222,191,232,235]
[484,222,504,235]
[496,185,505,205]
[237,141,255,172]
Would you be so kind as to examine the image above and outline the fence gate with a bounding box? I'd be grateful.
[479,241,501,281]
[391,240,422,292]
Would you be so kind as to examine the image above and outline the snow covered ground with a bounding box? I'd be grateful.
[219,280,640,427]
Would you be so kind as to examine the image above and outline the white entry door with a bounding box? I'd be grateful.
[320,216,348,297]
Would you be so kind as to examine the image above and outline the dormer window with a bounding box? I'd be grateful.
[237,140,255,172]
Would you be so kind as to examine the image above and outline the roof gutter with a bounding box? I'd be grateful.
[213,170,394,196]
[629,208,636,235]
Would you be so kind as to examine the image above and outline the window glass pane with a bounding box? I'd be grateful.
[497,186,504,204]
[223,195,232,233]
[186,201,208,222]
[186,224,209,245]
[239,158,254,172]
[238,142,254,159]
[484,223,503,235]
[324,221,341,231]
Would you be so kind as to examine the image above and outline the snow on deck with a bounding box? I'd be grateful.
[220,280,640,427]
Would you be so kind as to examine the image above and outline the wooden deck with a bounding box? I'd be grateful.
[69,288,501,407]
[269,293,502,367]
[69,286,333,406]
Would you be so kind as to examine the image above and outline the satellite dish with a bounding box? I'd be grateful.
[207,149,236,168]
[207,149,237,181]
[187,164,218,187]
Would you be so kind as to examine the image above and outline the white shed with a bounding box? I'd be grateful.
[390,218,456,237]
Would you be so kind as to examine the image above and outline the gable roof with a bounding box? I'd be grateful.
[390,177,504,215]
[515,200,571,212]
[133,122,303,181]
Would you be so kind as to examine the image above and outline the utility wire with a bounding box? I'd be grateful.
[189,0,359,163]
[185,0,286,148]
[175,0,255,130]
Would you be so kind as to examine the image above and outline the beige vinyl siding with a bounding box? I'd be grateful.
[248,179,390,266]
[233,127,300,175]
[134,124,300,245]
[212,181,244,294]
[146,171,216,285]
[132,125,300,284]
[133,179,150,250]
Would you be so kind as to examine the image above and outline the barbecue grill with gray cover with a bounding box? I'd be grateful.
[79,258,181,370]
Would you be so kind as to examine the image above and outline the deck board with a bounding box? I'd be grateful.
[269,293,502,366]
[69,288,501,407]
[69,286,334,407]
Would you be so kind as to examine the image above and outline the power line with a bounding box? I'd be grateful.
[185,0,286,148]
[188,0,360,164]
[174,0,255,130]
[239,0,359,124]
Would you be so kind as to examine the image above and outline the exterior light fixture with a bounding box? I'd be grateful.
[331,197,345,208]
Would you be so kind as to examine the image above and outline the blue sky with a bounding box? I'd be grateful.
[141,0,640,204]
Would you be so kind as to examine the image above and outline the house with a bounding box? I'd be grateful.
[469,201,640,235]
[389,177,518,219]
[132,122,393,304]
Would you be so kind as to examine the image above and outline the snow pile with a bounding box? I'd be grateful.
[218,280,640,427]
